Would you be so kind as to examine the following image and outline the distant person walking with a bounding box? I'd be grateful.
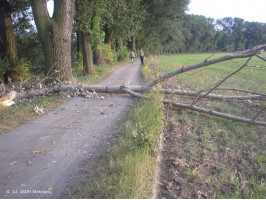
[139,50,144,64]
[130,51,135,63]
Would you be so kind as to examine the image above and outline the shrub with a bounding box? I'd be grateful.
[102,43,115,64]
[13,58,31,80]
[122,46,130,60]
[73,52,83,73]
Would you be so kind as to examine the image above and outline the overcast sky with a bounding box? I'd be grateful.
[186,0,266,23]
[47,0,266,23]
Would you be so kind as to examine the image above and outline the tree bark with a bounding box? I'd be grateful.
[163,100,266,126]
[31,0,75,82]
[94,45,105,65]
[0,0,18,82]
[117,38,124,61]
[76,30,82,60]
[132,36,136,52]
[106,29,115,50]
[81,32,95,74]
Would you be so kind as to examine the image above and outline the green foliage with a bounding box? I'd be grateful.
[13,58,31,79]
[102,43,115,64]
[137,0,189,53]
[122,46,130,60]
[75,0,106,50]
[127,92,164,150]
[106,0,147,40]
[0,57,31,82]
[73,52,83,73]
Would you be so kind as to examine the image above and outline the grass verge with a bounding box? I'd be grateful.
[0,94,68,135]
[75,62,165,199]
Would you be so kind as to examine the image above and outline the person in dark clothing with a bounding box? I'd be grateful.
[139,50,144,64]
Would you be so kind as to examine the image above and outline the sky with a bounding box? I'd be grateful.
[186,0,266,23]
[46,0,266,23]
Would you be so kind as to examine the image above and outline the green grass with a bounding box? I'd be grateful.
[76,62,164,199]
[157,52,266,92]
[0,95,67,134]
[154,53,266,198]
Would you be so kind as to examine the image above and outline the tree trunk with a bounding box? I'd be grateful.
[117,38,124,61]
[132,36,136,52]
[0,0,18,83]
[94,45,105,65]
[31,0,75,82]
[81,32,95,74]
[76,30,82,60]
[106,29,115,50]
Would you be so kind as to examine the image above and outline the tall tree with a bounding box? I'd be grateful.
[75,0,94,74]
[244,22,266,49]
[75,0,107,74]
[106,0,146,60]
[181,15,219,53]
[138,0,189,54]
[0,0,18,82]
[216,17,246,51]
[31,0,75,82]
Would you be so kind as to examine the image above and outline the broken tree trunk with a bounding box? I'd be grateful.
[0,90,16,107]
[163,100,266,126]
[2,44,266,126]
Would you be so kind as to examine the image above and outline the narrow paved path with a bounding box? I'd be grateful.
[0,61,142,199]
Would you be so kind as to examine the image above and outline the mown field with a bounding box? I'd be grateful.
[154,53,266,198]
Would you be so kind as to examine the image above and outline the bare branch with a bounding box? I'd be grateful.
[256,54,266,61]
[121,86,149,99]
[146,44,266,88]
[215,88,266,96]
[163,100,266,126]
[192,56,253,105]
[161,88,265,100]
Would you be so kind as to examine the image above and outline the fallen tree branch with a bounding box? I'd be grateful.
[12,84,266,101]
[191,56,253,105]
[2,44,265,127]
[161,88,265,100]
[163,100,266,126]
[256,54,266,62]
[211,88,266,96]
[14,85,148,100]
[146,44,266,88]
[121,86,149,99]
[0,91,16,107]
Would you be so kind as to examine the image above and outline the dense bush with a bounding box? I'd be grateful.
[102,43,115,64]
